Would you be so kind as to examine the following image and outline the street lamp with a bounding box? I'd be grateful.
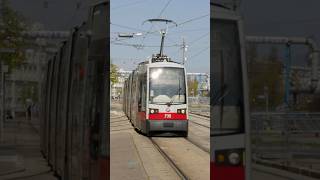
[118,32,143,38]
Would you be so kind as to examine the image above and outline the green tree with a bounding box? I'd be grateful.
[248,47,284,110]
[110,63,119,86]
[0,0,26,70]
[188,79,198,97]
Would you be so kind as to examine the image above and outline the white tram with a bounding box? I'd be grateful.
[123,54,188,136]
[211,1,251,180]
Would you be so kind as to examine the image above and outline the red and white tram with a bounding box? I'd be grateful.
[123,54,188,136]
[211,1,251,180]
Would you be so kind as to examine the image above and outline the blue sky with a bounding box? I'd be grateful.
[111,0,210,73]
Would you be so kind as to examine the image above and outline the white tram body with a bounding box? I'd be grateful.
[123,55,188,136]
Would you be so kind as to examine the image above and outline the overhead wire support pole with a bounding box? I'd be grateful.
[142,18,177,56]
[159,30,166,56]
[182,37,187,64]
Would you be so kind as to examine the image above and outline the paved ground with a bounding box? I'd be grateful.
[0,117,57,180]
[110,102,210,180]
[110,104,181,180]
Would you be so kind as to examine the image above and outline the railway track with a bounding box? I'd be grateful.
[188,113,210,129]
[189,112,210,119]
[186,113,210,153]
[185,137,209,154]
[150,138,189,180]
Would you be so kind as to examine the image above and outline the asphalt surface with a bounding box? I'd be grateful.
[0,117,57,180]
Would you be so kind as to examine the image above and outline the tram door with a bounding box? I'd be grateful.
[211,16,250,180]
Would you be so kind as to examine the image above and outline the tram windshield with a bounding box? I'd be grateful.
[149,67,186,104]
[211,19,245,135]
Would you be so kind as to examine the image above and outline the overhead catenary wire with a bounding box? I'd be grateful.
[111,42,180,48]
[171,32,209,57]
[111,14,209,43]
[189,46,209,59]
[145,13,210,36]
[140,0,174,47]
[189,32,209,45]
[111,2,210,65]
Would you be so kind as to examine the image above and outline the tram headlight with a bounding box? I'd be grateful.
[177,108,186,114]
[149,108,158,114]
[215,149,243,166]
[228,152,240,165]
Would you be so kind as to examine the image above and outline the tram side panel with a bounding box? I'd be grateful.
[45,58,54,162]
[42,59,53,159]
[124,80,128,115]
[64,26,87,180]
[56,31,76,178]
[128,74,133,121]
[64,27,79,180]
[128,75,133,119]
[74,25,90,179]
[86,2,110,179]
[131,71,139,128]
[54,46,66,172]
[54,42,68,176]
[48,54,60,167]
[39,63,47,157]
[136,69,147,132]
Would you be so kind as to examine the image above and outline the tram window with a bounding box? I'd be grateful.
[138,81,142,111]
[138,73,147,111]
[149,67,186,104]
[211,19,244,135]
[91,3,107,39]
[141,84,146,111]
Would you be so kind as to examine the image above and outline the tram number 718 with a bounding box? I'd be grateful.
[164,114,172,118]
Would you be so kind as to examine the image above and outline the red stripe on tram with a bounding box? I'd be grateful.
[211,161,245,180]
[149,113,187,120]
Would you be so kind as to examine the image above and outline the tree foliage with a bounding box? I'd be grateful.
[0,0,26,70]
[247,45,285,110]
[110,63,119,86]
[188,79,198,97]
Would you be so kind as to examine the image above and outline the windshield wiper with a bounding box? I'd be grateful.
[168,78,182,106]
[213,84,229,106]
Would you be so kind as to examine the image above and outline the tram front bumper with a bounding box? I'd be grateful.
[146,119,188,132]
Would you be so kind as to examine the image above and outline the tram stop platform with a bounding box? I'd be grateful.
[111,132,149,180]
[0,117,57,180]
